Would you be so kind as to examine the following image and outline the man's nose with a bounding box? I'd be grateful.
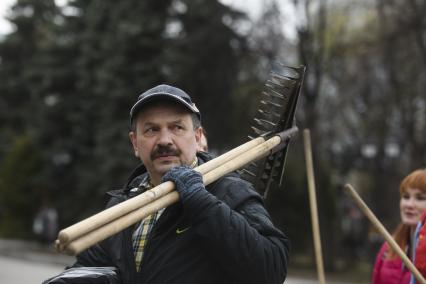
[157,129,173,145]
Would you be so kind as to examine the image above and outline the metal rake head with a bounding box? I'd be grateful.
[239,64,306,198]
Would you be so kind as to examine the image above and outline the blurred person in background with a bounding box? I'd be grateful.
[372,168,426,284]
[33,198,58,244]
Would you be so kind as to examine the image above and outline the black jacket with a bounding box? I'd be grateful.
[72,153,290,284]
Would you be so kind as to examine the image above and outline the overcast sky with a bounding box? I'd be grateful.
[0,0,15,35]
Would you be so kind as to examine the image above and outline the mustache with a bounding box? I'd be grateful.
[150,144,181,160]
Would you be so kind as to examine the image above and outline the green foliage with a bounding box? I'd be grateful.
[0,135,43,237]
[0,0,277,231]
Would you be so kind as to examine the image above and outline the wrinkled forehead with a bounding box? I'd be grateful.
[134,100,193,125]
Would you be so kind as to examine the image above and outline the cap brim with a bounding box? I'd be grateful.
[130,92,200,122]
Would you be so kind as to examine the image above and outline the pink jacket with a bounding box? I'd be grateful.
[372,242,411,284]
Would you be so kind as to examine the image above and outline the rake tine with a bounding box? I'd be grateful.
[251,126,267,136]
[257,109,281,119]
[254,118,277,129]
[262,90,285,99]
[240,169,256,177]
[241,64,305,197]
[260,100,283,108]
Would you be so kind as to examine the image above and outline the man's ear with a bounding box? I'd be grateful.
[129,131,139,157]
[195,127,202,144]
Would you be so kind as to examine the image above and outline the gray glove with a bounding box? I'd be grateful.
[162,166,205,202]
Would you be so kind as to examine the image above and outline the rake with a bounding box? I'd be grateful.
[56,64,306,255]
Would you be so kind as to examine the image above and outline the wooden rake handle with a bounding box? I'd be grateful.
[344,184,426,284]
[58,136,266,244]
[303,129,326,284]
[57,127,299,255]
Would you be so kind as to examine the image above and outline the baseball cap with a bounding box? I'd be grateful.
[129,84,201,123]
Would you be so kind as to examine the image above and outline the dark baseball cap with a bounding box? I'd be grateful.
[129,84,201,123]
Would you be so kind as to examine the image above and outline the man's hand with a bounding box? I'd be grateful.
[162,166,205,202]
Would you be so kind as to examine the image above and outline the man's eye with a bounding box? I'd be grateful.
[144,128,157,135]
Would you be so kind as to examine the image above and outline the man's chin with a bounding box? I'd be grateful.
[155,162,181,175]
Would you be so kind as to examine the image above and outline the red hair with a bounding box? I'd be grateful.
[388,169,426,258]
[399,169,426,194]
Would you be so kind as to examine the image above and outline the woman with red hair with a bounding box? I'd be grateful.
[372,169,426,284]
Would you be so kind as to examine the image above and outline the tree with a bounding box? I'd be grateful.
[0,0,265,230]
[164,0,249,150]
[0,0,66,235]
[0,135,43,237]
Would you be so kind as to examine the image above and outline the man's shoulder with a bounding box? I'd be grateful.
[210,173,263,209]
[197,151,260,200]
[125,164,148,188]
[197,151,258,194]
[104,189,128,208]
[105,172,150,207]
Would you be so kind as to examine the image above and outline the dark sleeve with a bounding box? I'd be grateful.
[69,242,113,268]
[182,178,290,284]
[68,197,119,269]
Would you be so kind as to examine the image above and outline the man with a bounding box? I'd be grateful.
[66,84,290,284]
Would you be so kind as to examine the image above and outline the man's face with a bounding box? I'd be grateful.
[129,102,201,185]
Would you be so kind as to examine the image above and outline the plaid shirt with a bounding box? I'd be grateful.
[131,159,198,272]
[131,177,164,272]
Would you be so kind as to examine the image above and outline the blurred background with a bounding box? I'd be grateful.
[0,0,425,283]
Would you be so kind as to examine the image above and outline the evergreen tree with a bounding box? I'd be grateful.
[0,135,43,237]
[164,0,248,150]
[0,0,64,235]
[0,0,269,230]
